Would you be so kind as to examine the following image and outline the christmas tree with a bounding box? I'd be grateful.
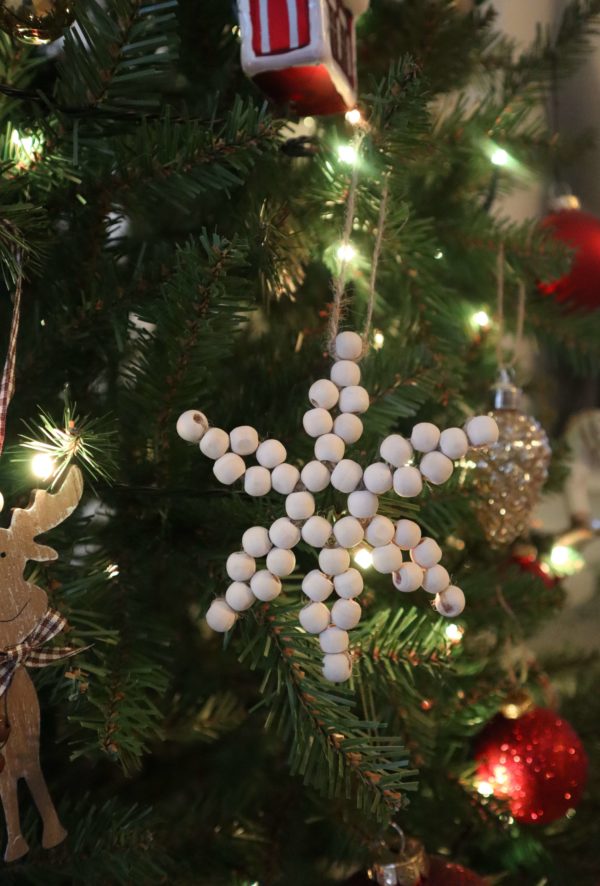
[0,0,599,883]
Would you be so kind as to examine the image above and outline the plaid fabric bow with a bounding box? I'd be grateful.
[0,609,85,697]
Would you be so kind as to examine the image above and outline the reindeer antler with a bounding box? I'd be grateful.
[11,466,84,562]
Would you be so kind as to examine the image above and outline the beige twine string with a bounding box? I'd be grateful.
[496,241,526,371]
[327,133,389,359]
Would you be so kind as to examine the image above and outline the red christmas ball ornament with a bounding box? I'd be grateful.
[424,856,486,885]
[539,206,600,310]
[475,707,588,824]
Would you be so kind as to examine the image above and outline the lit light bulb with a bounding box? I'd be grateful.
[444,623,464,643]
[472,310,491,329]
[106,563,120,579]
[354,546,373,569]
[345,108,362,126]
[476,779,494,798]
[0,492,3,512]
[373,330,385,349]
[434,249,444,260]
[337,243,356,262]
[491,147,509,167]
[31,452,56,480]
[337,143,358,165]
[10,128,43,167]
[548,544,584,576]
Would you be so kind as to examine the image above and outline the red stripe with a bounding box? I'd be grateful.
[249,0,311,56]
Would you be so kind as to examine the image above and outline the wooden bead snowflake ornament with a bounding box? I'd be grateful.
[177,330,498,683]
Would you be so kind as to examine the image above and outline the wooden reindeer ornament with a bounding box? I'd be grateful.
[0,465,84,862]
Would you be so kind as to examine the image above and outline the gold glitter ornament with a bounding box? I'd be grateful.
[473,372,551,547]
[0,0,74,44]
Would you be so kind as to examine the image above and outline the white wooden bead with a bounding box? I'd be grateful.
[314,434,345,463]
[394,519,421,550]
[422,564,450,594]
[269,517,301,549]
[331,598,361,630]
[299,601,331,634]
[333,413,363,444]
[309,378,339,410]
[230,425,259,456]
[411,537,442,568]
[319,547,351,576]
[213,453,245,485]
[335,330,363,360]
[285,491,315,520]
[226,551,256,582]
[301,516,332,548]
[372,543,403,574]
[363,462,393,494]
[302,570,334,602]
[322,652,352,683]
[176,409,208,443]
[333,568,364,599]
[244,465,271,497]
[411,422,440,453]
[200,427,229,460]
[250,570,282,601]
[303,408,333,438]
[439,427,469,460]
[272,463,300,494]
[434,585,465,617]
[465,415,499,447]
[365,515,395,547]
[266,547,296,577]
[242,526,272,558]
[206,598,236,632]
[256,439,287,468]
[225,582,255,612]
[330,459,363,493]
[338,385,369,414]
[392,562,423,592]
[319,626,350,654]
[393,466,423,497]
[347,490,378,518]
[420,451,454,486]
[380,434,413,467]
[301,460,331,492]
[330,360,361,387]
[333,516,364,548]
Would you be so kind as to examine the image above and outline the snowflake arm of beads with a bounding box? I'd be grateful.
[176,330,499,683]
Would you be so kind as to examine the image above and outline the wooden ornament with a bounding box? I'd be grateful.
[0,465,83,862]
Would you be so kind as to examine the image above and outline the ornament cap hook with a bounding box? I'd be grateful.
[492,368,522,410]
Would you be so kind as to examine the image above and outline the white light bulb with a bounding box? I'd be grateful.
[472,310,490,329]
[31,452,56,480]
[444,623,464,643]
[353,546,373,569]
[345,108,362,126]
[476,780,494,798]
[106,563,120,579]
[491,148,509,167]
[373,330,384,349]
[337,143,358,165]
[434,249,444,260]
[337,243,356,262]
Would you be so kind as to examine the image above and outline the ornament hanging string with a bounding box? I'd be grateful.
[327,133,389,358]
[495,241,526,371]
[0,267,23,455]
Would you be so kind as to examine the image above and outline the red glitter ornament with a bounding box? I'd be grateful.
[424,856,486,885]
[475,707,588,824]
[539,208,600,310]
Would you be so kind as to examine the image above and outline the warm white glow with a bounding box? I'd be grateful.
[345,108,362,126]
[476,779,494,798]
[434,249,444,260]
[337,143,358,165]
[550,545,570,568]
[10,128,42,166]
[373,330,385,350]
[31,452,56,480]
[337,243,356,262]
[106,563,120,579]
[472,310,490,329]
[354,547,373,569]
[491,147,509,167]
[0,492,4,512]
[445,623,464,643]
